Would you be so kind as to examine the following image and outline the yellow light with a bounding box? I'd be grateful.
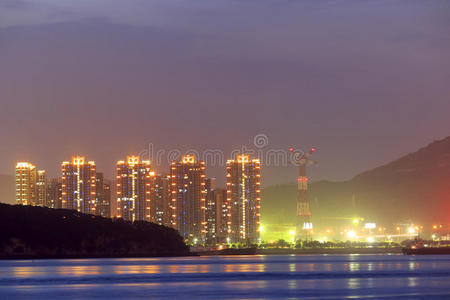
[72,156,85,165]
[367,237,374,243]
[408,228,415,234]
[289,230,295,236]
[182,155,195,164]
[127,156,140,165]
[353,219,359,224]
[237,154,250,163]
[16,162,35,169]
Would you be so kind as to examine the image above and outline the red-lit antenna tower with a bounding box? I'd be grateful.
[290,147,317,240]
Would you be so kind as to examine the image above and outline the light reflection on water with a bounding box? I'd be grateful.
[0,254,450,299]
[113,265,160,275]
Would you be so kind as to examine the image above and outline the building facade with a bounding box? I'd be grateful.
[103,182,111,218]
[150,174,171,226]
[170,155,206,244]
[205,179,229,245]
[116,156,153,222]
[214,188,229,244]
[96,172,111,218]
[226,154,261,244]
[205,178,217,245]
[61,156,97,214]
[46,178,62,208]
[15,162,37,206]
[36,170,47,206]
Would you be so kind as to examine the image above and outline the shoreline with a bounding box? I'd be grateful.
[0,248,404,260]
[257,247,403,255]
[196,247,403,256]
[0,253,196,260]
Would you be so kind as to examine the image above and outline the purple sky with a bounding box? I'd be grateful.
[1,0,449,186]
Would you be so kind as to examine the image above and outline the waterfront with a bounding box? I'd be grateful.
[1,254,450,299]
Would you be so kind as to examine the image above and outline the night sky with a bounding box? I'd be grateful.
[1,0,449,186]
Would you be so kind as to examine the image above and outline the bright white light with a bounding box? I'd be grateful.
[289,230,295,236]
[365,223,376,229]
[408,228,415,234]
[347,231,356,239]
[367,237,374,243]
[303,222,313,230]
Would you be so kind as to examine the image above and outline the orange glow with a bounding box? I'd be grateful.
[72,156,85,165]
[182,155,195,164]
[237,154,250,163]
[126,155,140,166]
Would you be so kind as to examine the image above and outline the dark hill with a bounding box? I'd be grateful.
[0,204,189,259]
[262,136,450,228]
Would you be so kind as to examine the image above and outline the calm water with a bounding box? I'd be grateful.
[0,254,450,299]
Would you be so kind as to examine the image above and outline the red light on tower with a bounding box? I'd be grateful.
[289,147,294,153]
[311,147,316,152]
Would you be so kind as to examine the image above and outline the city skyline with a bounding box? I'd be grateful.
[13,151,440,244]
[15,153,265,245]
[12,133,450,243]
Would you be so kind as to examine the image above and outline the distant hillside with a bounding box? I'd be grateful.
[262,137,450,228]
[0,175,14,205]
[0,204,189,258]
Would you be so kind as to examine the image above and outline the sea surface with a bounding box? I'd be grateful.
[0,254,450,299]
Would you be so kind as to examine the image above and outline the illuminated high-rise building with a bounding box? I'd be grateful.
[103,182,111,217]
[116,156,153,222]
[46,178,62,208]
[96,172,111,218]
[61,156,97,214]
[36,170,47,206]
[150,174,171,226]
[205,179,229,245]
[170,155,206,244]
[214,188,229,244]
[226,154,261,244]
[205,178,217,245]
[15,162,37,205]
